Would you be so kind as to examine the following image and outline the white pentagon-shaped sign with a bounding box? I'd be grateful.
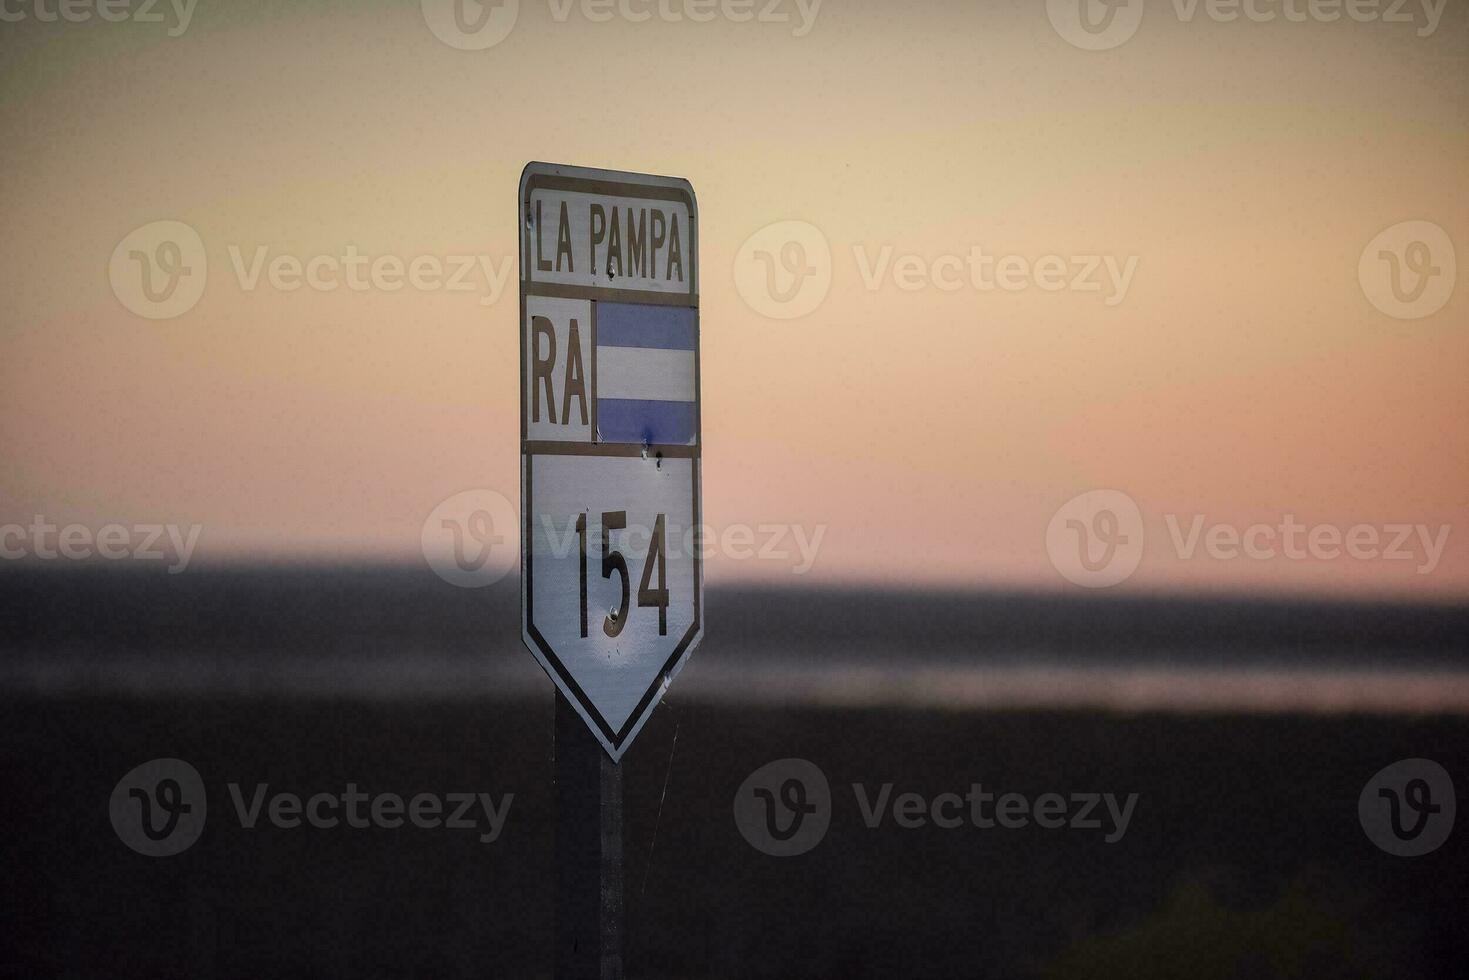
[519,162,703,760]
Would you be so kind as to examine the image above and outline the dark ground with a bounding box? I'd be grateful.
[2,565,1467,979]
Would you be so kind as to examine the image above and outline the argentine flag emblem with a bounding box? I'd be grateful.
[594,302,698,447]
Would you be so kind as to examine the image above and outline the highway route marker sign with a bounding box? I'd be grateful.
[519,162,703,761]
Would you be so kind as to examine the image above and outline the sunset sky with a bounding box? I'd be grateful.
[1,0,1465,596]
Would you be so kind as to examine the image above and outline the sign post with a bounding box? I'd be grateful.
[554,691,623,980]
[519,162,703,977]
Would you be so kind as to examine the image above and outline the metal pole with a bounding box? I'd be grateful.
[554,691,624,980]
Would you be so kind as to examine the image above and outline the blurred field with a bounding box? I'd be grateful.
[2,565,1467,978]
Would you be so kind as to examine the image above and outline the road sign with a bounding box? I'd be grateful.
[519,162,702,761]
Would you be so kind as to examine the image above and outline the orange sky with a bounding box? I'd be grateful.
[0,0,1465,597]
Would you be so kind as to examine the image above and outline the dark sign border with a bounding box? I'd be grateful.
[518,161,702,759]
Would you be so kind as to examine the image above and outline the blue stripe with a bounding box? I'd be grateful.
[598,399,696,446]
[596,302,696,351]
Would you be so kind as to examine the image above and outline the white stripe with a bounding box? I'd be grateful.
[596,346,695,402]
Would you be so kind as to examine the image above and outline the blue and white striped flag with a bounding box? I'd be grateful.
[595,302,698,446]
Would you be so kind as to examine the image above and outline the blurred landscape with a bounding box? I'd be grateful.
[3,563,1467,978]
[2,1,1465,977]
